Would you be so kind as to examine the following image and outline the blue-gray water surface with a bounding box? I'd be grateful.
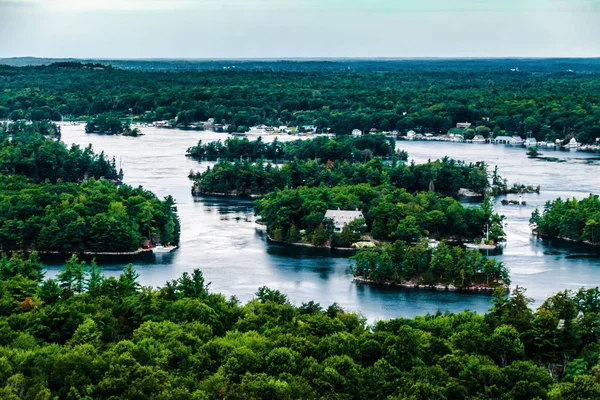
[47,127,600,322]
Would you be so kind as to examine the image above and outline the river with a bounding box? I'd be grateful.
[47,126,600,322]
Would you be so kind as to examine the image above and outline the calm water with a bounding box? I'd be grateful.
[47,127,600,322]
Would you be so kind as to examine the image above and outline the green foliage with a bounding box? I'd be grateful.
[0,255,596,398]
[0,124,180,252]
[0,121,118,183]
[187,134,396,162]
[0,176,179,252]
[352,240,510,288]
[86,113,129,135]
[191,156,489,197]
[255,184,490,245]
[532,194,600,244]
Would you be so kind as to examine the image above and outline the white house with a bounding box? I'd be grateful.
[352,129,362,137]
[324,209,364,233]
[524,137,537,147]
[456,122,472,129]
[406,130,416,140]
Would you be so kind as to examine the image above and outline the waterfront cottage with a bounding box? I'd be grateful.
[324,209,364,233]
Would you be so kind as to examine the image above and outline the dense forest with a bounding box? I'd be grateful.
[352,240,510,289]
[187,135,400,162]
[191,156,489,198]
[254,185,502,246]
[0,253,598,399]
[0,122,180,252]
[530,194,600,244]
[0,121,120,183]
[1,62,600,142]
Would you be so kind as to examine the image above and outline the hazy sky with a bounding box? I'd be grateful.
[0,0,599,58]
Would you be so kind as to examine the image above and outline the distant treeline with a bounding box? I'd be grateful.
[1,63,600,142]
[3,58,600,72]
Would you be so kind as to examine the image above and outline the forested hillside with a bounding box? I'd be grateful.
[0,253,597,399]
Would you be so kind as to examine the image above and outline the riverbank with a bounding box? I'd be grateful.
[353,276,507,292]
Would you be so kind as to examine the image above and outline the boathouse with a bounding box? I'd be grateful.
[491,135,512,144]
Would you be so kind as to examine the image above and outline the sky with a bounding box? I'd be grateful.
[0,0,599,58]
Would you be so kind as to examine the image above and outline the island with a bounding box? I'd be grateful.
[530,194,600,246]
[0,121,179,254]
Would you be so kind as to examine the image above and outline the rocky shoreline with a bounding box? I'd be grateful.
[534,232,600,248]
[353,276,507,292]
[266,235,356,252]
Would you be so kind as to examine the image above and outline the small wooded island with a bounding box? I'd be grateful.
[0,121,179,253]
[531,194,600,246]
[86,113,142,137]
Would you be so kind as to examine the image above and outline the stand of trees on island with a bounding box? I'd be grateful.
[352,240,510,289]
[0,122,179,253]
[191,154,489,198]
[1,62,600,143]
[85,114,142,137]
[254,185,504,248]
[187,135,402,162]
[0,253,598,399]
[530,194,600,245]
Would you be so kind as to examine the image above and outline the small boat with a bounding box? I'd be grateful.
[152,244,177,253]
[465,224,498,250]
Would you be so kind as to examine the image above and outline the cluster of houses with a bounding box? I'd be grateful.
[151,118,326,137]
[149,117,591,150]
[394,122,586,149]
